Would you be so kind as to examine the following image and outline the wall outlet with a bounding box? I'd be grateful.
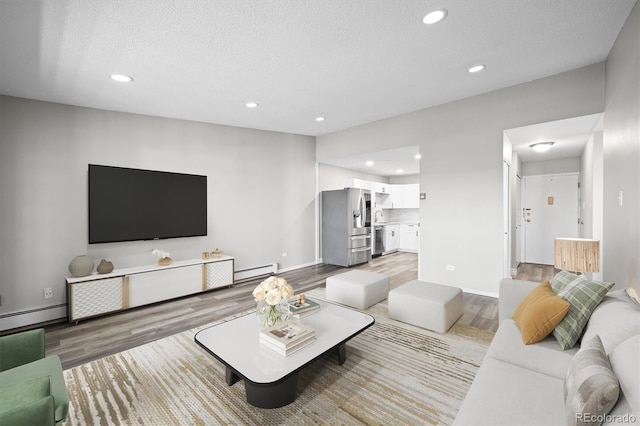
[446,264,455,271]
[44,288,54,299]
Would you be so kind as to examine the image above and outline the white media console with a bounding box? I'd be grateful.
[66,255,234,323]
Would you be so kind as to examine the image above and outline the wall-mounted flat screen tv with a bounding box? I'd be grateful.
[89,164,207,244]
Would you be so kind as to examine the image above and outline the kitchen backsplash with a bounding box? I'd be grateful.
[379,208,419,224]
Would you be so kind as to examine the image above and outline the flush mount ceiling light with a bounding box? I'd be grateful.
[315,116,325,122]
[396,169,404,174]
[366,160,374,166]
[468,65,485,73]
[423,9,447,24]
[415,154,422,159]
[245,102,259,108]
[529,141,555,152]
[110,74,133,82]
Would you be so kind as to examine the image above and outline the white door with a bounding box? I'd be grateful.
[523,174,579,265]
[503,161,510,278]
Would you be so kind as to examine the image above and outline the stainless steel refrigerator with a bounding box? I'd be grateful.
[321,188,372,267]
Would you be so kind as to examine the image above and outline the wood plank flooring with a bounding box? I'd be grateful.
[44,253,548,369]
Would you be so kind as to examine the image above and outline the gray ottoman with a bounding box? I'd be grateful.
[388,280,463,333]
[326,270,390,309]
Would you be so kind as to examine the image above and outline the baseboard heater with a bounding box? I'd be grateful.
[234,263,278,283]
[0,304,67,332]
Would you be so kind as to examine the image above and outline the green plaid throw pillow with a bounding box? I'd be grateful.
[549,271,614,350]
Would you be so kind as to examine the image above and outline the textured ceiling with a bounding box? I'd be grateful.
[0,0,636,140]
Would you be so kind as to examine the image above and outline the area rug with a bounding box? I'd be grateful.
[63,291,494,425]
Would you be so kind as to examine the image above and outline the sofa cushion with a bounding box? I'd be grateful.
[608,334,640,414]
[550,271,614,350]
[513,281,571,344]
[453,358,566,425]
[565,335,619,426]
[582,290,640,354]
[486,319,577,379]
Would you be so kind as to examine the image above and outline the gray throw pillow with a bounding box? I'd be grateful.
[565,335,620,426]
[550,271,614,350]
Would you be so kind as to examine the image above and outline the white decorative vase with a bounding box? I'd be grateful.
[68,255,94,277]
[256,299,291,328]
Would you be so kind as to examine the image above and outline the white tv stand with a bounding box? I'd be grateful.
[66,255,234,323]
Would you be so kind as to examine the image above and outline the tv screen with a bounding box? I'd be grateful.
[88,164,207,244]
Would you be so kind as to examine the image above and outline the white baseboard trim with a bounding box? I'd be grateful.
[510,268,518,277]
[277,260,320,274]
[460,287,499,298]
[0,304,67,332]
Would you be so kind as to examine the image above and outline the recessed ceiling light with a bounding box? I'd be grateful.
[366,160,374,166]
[396,169,404,174]
[468,65,485,73]
[415,154,422,160]
[315,116,325,122]
[245,102,259,108]
[423,9,447,25]
[529,141,555,152]
[110,74,133,82]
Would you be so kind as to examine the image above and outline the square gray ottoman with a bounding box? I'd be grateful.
[326,270,390,309]
[388,280,463,333]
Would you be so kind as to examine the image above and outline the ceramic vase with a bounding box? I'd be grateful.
[68,255,94,277]
[97,259,114,274]
[256,299,291,328]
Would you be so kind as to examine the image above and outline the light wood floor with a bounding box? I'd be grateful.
[44,253,547,369]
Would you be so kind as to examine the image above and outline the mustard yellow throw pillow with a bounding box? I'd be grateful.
[513,281,571,345]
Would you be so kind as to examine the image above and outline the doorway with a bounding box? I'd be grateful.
[522,173,580,265]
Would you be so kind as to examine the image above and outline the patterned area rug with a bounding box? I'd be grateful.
[63,290,494,425]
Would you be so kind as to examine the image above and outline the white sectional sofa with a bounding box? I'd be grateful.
[454,278,640,426]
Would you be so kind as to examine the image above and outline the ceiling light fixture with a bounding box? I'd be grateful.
[315,116,325,122]
[423,9,447,25]
[415,154,422,159]
[468,65,485,73]
[110,74,133,82]
[529,141,555,152]
[245,102,259,108]
[396,169,404,174]
[366,160,374,166]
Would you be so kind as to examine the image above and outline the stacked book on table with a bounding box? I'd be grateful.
[260,322,316,356]
[288,297,321,318]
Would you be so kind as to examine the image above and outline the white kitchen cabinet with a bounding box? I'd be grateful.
[384,224,399,253]
[399,224,420,252]
[375,182,390,194]
[402,184,420,208]
[348,178,375,191]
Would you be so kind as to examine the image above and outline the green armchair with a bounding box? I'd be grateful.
[0,329,68,424]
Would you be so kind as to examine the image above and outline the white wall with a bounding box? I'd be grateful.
[521,158,581,176]
[603,2,640,294]
[318,63,605,296]
[0,96,317,329]
[318,163,388,192]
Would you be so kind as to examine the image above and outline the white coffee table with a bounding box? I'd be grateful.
[194,299,374,408]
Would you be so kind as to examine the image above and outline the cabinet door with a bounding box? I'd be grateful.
[399,224,419,252]
[385,225,400,250]
[70,277,125,321]
[389,185,404,208]
[203,259,234,290]
[128,265,201,307]
[403,184,420,208]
